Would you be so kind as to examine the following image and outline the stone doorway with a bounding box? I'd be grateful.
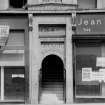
[39,54,65,104]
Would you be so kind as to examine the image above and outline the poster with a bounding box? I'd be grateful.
[96,57,105,67]
[82,68,92,81]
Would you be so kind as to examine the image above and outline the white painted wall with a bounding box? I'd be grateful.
[97,0,103,8]
[102,0,105,8]
[0,0,9,10]
[97,0,105,8]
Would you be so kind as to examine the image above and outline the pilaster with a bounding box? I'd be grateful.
[66,16,73,103]
[29,14,41,104]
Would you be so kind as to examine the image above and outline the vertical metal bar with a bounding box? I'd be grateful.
[1,66,4,101]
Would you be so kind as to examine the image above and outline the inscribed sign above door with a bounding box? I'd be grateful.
[76,14,105,35]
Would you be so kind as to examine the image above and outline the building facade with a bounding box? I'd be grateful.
[0,0,105,104]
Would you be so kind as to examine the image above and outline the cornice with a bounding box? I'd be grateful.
[28,3,77,11]
[0,8,105,14]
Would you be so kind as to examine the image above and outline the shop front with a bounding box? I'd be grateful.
[73,13,105,103]
[0,14,28,104]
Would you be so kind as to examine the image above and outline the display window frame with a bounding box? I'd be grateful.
[73,35,105,103]
[0,66,25,103]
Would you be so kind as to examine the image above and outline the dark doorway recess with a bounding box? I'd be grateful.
[41,54,64,84]
[39,54,65,104]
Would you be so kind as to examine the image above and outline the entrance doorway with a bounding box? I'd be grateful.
[39,54,65,104]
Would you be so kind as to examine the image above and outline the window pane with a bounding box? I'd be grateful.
[10,0,27,8]
[74,40,105,102]
[4,67,25,101]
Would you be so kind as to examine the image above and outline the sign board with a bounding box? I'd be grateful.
[82,68,92,81]
[96,57,105,67]
[76,14,105,34]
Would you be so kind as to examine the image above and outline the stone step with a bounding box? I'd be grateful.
[40,82,64,104]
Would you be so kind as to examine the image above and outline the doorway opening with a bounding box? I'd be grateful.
[39,54,65,104]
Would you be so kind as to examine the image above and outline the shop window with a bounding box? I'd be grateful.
[74,39,105,102]
[4,67,25,101]
[9,0,27,9]
[77,0,97,9]
[0,28,26,102]
[0,66,25,102]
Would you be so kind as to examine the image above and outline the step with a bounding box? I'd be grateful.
[40,92,64,104]
[40,82,64,104]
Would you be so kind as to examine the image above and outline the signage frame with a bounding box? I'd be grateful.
[76,13,105,35]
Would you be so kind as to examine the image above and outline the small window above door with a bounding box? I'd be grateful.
[9,0,27,9]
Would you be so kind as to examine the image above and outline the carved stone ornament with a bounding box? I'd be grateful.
[28,3,76,11]
[41,42,64,62]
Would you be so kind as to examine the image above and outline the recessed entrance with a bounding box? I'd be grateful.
[39,54,65,104]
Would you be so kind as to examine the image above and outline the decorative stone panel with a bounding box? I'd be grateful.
[41,42,65,64]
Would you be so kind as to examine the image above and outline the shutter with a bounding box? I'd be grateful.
[6,31,24,49]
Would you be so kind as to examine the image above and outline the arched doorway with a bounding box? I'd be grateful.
[39,54,65,104]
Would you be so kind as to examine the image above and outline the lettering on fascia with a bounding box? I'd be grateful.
[78,18,102,26]
[78,18,102,32]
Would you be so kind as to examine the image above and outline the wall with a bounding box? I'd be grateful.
[0,0,9,10]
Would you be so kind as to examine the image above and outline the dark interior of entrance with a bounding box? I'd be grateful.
[42,54,64,83]
[39,54,65,103]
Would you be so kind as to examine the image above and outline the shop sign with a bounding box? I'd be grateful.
[76,14,105,34]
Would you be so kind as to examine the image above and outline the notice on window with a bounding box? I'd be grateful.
[96,57,105,67]
[82,68,92,81]
[92,71,104,82]
[91,69,105,82]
